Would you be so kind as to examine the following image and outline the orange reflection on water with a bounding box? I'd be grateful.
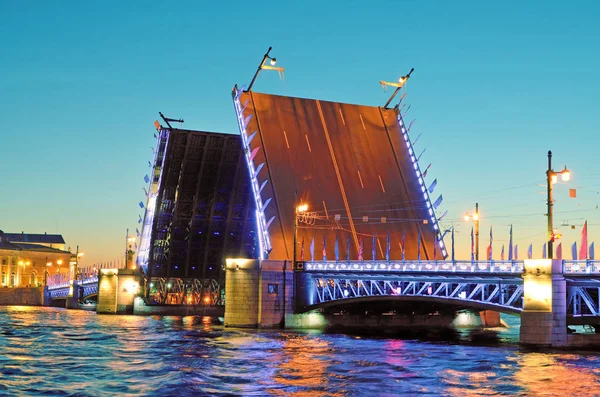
[442,368,499,396]
[268,334,343,397]
[512,353,600,396]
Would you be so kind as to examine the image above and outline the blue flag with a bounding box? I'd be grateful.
[543,243,547,259]
[139,201,145,209]
[401,231,406,260]
[572,242,578,260]
[428,179,437,194]
[386,232,391,261]
[508,225,513,261]
[590,242,595,260]
[335,235,339,261]
[372,233,377,261]
[528,244,533,259]
[433,195,443,210]
[451,227,455,262]
[310,237,315,261]
[346,236,351,261]
[144,175,150,184]
[417,228,421,261]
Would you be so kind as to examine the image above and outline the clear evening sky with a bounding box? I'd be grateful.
[1,1,599,266]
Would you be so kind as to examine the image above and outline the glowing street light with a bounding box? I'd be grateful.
[293,200,309,268]
[380,68,415,109]
[464,203,480,260]
[546,150,571,259]
[246,46,285,92]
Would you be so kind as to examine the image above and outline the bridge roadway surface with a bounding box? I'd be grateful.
[239,91,440,262]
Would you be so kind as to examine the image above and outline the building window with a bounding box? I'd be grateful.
[1,271,5,286]
[268,284,278,294]
[10,272,15,287]
[30,272,37,287]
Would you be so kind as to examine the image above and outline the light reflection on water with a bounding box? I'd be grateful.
[0,307,599,396]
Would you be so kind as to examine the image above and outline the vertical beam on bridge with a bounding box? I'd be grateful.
[520,259,567,347]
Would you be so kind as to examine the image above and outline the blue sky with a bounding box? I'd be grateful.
[1,0,599,265]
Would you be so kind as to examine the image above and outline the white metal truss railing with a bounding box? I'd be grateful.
[304,260,600,275]
[567,285,600,317]
[47,278,98,300]
[311,275,524,312]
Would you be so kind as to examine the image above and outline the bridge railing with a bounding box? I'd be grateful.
[562,260,600,274]
[303,259,600,275]
[303,260,525,274]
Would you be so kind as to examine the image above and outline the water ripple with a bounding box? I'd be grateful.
[1,307,600,396]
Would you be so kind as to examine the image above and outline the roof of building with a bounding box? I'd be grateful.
[0,240,72,254]
[2,232,65,245]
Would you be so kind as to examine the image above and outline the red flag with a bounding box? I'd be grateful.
[557,242,563,259]
[580,221,588,259]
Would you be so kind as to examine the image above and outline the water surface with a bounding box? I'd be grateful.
[1,307,599,396]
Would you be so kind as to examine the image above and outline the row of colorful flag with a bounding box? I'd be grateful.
[474,221,595,261]
[299,221,595,261]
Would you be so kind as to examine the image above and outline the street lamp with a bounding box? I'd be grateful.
[380,68,415,109]
[293,202,308,268]
[246,47,285,92]
[464,202,480,260]
[546,150,570,259]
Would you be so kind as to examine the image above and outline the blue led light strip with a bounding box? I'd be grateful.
[397,114,447,257]
[137,128,171,272]
[233,88,272,259]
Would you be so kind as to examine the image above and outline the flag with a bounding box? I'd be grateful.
[543,243,547,259]
[433,195,443,209]
[569,188,577,198]
[556,242,563,259]
[451,227,456,262]
[590,242,595,260]
[138,215,143,223]
[358,237,364,261]
[580,221,588,260]
[144,175,150,184]
[437,210,448,221]
[433,232,438,260]
[528,244,533,259]
[488,226,493,260]
[334,235,339,261]
[322,236,327,261]
[346,236,351,261]
[508,225,513,261]
[572,242,578,260]
[470,227,475,261]
[422,163,432,178]
[501,245,505,261]
[386,232,391,261]
[428,179,437,194]
[401,231,406,260]
[417,228,421,261]
[310,237,315,261]
[300,237,305,261]
[372,233,377,261]
[515,244,519,261]
[139,201,145,209]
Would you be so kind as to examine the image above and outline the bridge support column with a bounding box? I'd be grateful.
[65,280,82,309]
[225,259,302,328]
[97,269,139,314]
[520,259,567,347]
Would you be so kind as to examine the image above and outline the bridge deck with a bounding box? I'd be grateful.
[239,91,441,261]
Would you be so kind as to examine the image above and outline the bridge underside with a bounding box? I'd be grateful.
[140,128,258,281]
[235,90,444,261]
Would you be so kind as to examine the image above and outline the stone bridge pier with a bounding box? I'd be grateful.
[520,259,567,347]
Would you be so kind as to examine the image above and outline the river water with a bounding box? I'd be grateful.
[1,307,600,396]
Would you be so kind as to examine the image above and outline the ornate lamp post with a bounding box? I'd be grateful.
[546,150,570,259]
[464,203,480,260]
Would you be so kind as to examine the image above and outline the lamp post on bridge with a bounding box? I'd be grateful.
[464,203,480,260]
[293,197,308,269]
[546,150,570,259]
[247,47,285,92]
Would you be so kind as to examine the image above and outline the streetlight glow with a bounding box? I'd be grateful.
[464,203,480,260]
[546,151,571,259]
[297,204,308,213]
